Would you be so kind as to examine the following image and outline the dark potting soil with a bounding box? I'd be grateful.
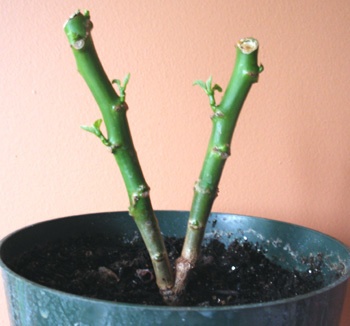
[10,235,325,306]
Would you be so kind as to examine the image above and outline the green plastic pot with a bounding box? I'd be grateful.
[1,211,349,325]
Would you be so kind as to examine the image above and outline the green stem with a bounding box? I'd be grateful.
[64,10,174,295]
[175,38,263,296]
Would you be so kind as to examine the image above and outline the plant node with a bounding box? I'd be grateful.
[72,39,85,50]
[211,109,225,120]
[131,184,150,207]
[112,102,129,112]
[109,143,122,154]
[194,181,218,198]
[152,253,165,262]
[189,220,204,230]
[212,144,231,160]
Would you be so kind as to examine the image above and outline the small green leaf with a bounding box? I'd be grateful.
[81,119,111,147]
[212,84,222,92]
[123,73,130,88]
[193,80,207,91]
[112,74,130,102]
[194,76,222,109]
[81,119,103,137]
[112,74,130,90]
[93,119,103,129]
[112,79,121,87]
[206,76,213,91]
[81,125,96,134]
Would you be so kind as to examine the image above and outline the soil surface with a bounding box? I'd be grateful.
[10,235,325,306]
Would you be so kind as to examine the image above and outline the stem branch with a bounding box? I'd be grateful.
[174,38,262,298]
[64,10,174,296]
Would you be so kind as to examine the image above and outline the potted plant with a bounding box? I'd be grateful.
[1,10,349,325]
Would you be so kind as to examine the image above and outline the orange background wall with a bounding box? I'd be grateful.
[1,1,349,324]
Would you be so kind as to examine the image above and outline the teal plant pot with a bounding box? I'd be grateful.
[1,211,349,325]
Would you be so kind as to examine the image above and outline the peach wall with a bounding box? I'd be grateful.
[1,1,349,324]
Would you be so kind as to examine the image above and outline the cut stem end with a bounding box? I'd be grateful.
[237,38,259,54]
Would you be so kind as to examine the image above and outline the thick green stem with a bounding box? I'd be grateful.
[174,38,263,297]
[64,11,174,295]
